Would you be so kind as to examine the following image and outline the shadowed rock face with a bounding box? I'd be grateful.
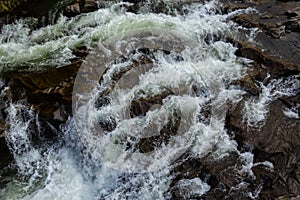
[0,0,73,27]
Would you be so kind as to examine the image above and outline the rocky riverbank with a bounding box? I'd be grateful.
[224,1,300,198]
[0,0,299,199]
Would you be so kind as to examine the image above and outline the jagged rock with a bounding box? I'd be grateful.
[285,18,300,32]
[81,0,99,13]
[239,74,260,95]
[64,1,82,17]
[136,108,181,153]
[2,58,85,127]
[124,0,206,14]
[251,101,299,154]
[269,25,286,39]
[130,86,174,117]
[227,97,300,199]
[170,150,255,199]
[97,114,117,132]
[0,0,73,27]
[26,117,58,148]
[234,40,299,78]
[64,0,99,17]
[203,152,248,189]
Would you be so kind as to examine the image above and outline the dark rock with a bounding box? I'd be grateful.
[239,74,260,95]
[246,100,299,154]
[269,25,286,39]
[1,57,85,128]
[26,117,58,148]
[97,114,117,132]
[64,1,82,17]
[94,96,111,109]
[0,135,13,170]
[227,97,300,199]
[234,40,299,79]
[136,108,181,153]
[81,0,99,13]
[202,188,228,200]
[228,0,300,72]
[0,0,73,27]
[285,19,300,32]
[130,86,174,117]
[64,0,99,17]
[125,0,206,14]
[203,152,242,188]
[3,59,83,101]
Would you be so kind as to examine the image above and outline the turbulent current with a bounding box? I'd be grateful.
[1,0,293,199]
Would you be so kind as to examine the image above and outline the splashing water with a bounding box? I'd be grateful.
[244,74,300,127]
[1,0,261,199]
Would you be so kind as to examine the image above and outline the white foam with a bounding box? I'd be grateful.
[244,75,300,127]
[283,107,299,119]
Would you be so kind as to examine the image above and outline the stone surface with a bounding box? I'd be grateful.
[225,0,300,70]
[0,0,73,27]
[223,0,300,198]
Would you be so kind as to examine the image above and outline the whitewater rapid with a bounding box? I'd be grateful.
[0,1,267,199]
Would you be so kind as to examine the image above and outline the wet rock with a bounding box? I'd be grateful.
[170,150,255,199]
[130,86,174,117]
[227,97,300,198]
[81,0,99,13]
[239,74,260,95]
[203,152,243,188]
[286,19,300,32]
[0,135,13,170]
[64,1,82,17]
[125,0,206,14]
[234,40,299,79]
[269,25,286,39]
[95,49,154,106]
[94,96,111,109]
[228,0,300,72]
[202,188,228,200]
[246,100,299,154]
[97,114,117,132]
[3,59,82,101]
[1,57,85,128]
[64,0,99,17]
[26,117,58,148]
[0,0,73,27]
[136,109,181,153]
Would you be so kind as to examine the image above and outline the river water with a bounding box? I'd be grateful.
[0,0,289,199]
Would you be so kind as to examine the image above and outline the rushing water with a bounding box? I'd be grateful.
[0,0,290,199]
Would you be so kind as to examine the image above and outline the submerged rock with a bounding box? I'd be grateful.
[130,86,174,117]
